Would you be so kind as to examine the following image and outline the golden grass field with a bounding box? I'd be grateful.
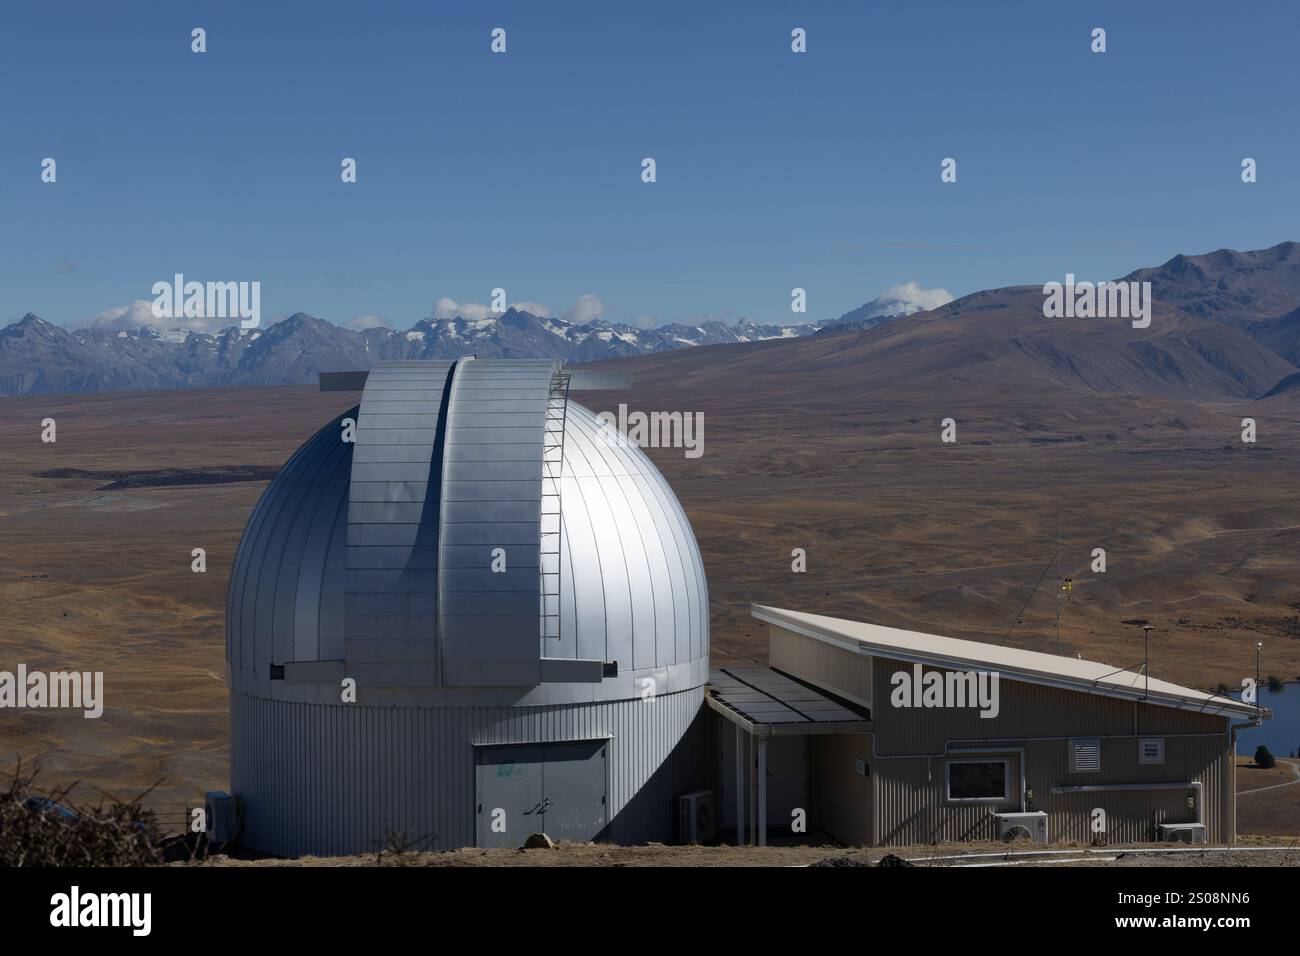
[2,362,1299,837]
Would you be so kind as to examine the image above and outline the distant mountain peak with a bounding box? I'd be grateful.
[1125,240,1300,327]
[819,283,955,333]
[5,313,65,340]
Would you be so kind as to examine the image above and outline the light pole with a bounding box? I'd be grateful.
[1255,641,1263,714]
[1142,624,1154,700]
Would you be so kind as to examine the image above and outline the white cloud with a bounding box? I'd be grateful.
[344,313,388,330]
[432,296,554,321]
[431,293,602,325]
[433,297,494,321]
[561,293,604,325]
[433,297,473,321]
[83,299,234,334]
[868,281,953,317]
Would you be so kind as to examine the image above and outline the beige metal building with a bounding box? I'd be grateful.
[707,605,1264,847]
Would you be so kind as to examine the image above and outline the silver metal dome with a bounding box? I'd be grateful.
[226,357,709,703]
[225,358,711,855]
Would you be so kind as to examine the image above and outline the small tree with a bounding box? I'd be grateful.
[0,762,161,866]
[1266,674,1284,693]
[1255,745,1276,769]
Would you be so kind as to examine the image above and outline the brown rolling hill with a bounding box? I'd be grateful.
[1249,305,1300,367]
[1122,240,1300,327]
[586,283,1298,406]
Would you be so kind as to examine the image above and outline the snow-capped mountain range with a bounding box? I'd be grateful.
[0,308,815,396]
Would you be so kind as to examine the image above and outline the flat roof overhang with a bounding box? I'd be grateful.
[706,666,871,737]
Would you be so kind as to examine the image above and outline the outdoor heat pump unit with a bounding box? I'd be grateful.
[679,790,717,844]
[995,811,1048,843]
[204,790,239,844]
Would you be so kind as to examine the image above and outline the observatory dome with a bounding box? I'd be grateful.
[226,358,710,855]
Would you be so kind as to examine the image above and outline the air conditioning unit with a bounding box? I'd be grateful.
[1158,822,1206,844]
[204,790,239,844]
[995,811,1048,844]
[679,790,717,844]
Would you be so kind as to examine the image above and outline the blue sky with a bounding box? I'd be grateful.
[1,0,1297,331]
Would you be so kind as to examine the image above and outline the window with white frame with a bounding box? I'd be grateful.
[946,758,1010,801]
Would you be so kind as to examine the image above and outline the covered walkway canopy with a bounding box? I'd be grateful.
[706,666,870,846]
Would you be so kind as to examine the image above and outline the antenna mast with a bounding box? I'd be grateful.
[1055,520,1061,654]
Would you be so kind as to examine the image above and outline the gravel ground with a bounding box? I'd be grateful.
[190,834,1300,867]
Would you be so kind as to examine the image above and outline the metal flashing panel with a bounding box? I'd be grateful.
[345,361,456,684]
[438,358,559,686]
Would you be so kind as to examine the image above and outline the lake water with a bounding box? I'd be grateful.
[1232,683,1300,758]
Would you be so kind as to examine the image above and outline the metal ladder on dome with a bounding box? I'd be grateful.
[540,371,571,642]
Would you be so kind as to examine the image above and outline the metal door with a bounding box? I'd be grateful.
[764,736,809,827]
[536,739,608,842]
[475,739,609,847]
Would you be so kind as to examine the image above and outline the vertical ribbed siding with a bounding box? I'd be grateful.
[872,739,1232,845]
[768,624,872,707]
[231,685,707,857]
[867,656,1236,845]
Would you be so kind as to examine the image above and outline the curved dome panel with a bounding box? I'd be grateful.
[226,408,355,699]
[556,402,708,676]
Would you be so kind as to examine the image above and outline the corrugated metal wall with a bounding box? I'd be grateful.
[231,685,707,857]
[867,655,1234,845]
[871,739,1231,845]
[768,624,872,708]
